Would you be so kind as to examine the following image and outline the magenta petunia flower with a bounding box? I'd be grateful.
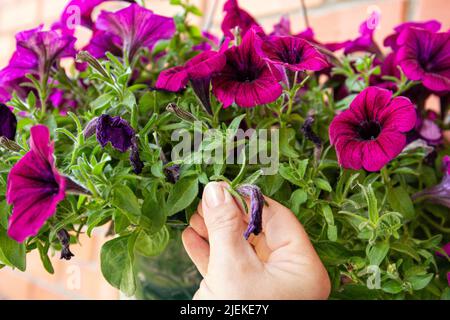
[84,29,122,59]
[0,25,76,84]
[6,125,66,242]
[384,20,441,50]
[193,31,220,52]
[0,104,17,140]
[412,156,450,208]
[156,50,226,114]
[259,36,329,72]
[397,28,450,93]
[95,3,175,60]
[329,87,416,172]
[221,0,259,39]
[212,29,283,108]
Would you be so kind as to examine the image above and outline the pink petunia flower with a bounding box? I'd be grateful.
[397,28,450,93]
[221,0,260,39]
[212,28,283,108]
[329,87,416,172]
[6,125,66,242]
[384,20,441,50]
[259,36,329,72]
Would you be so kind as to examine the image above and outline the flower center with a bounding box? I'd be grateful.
[357,120,381,140]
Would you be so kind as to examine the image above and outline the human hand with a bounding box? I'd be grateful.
[182,182,331,300]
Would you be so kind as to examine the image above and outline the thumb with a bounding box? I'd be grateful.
[201,182,253,262]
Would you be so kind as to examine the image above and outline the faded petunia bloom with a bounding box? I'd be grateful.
[237,184,264,239]
[0,104,17,140]
[0,26,76,82]
[270,15,291,37]
[85,115,144,174]
[412,156,450,208]
[95,3,175,60]
[329,87,416,172]
[156,50,226,114]
[415,111,443,146]
[259,36,329,72]
[212,29,283,108]
[397,28,450,93]
[384,20,441,50]
[221,0,259,39]
[6,125,66,242]
[57,229,75,260]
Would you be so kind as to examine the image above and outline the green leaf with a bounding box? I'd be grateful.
[407,274,434,291]
[37,242,54,274]
[382,280,403,294]
[165,177,198,216]
[360,184,379,224]
[112,185,141,223]
[140,190,167,234]
[101,235,136,296]
[0,200,10,229]
[367,242,389,266]
[387,187,415,220]
[290,189,307,214]
[0,226,26,271]
[315,178,332,192]
[135,226,170,257]
[279,128,299,158]
[315,241,352,265]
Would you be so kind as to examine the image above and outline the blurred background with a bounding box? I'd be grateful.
[0,0,448,300]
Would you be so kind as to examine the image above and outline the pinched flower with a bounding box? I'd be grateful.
[85,115,144,174]
[259,36,329,72]
[329,87,416,172]
[95,3,175,60]
[156,50,226,114]
[237,184,264,239]
[57,229,74,260]
[0,104,17,141]
[384,20,441,50]
[0,25,76,84]
[6,125,66,242]
[212,29,283,108]
[397,28,450,93]
[412,156,450,208]
[221,0,259,39]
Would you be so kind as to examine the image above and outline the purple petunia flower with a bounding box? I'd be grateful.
[83,29,123,60]
[384,20,441,50]
[329,87,416,172]
[212,29,283,108]
[221,0,259,39]
[0,25,76,86]
[259,36,329,72]
[193,31,220,52]
[6,125,66,242]
[397,28,450,93]
[326,11,382,56]
[415,111,443,146]
[0,104,17,141]
[412,156,450,208]
[237,184,264,239]
[270,15,291,37]
[95,3,175,60]
[156,50,226,114]
[85,115,144,174]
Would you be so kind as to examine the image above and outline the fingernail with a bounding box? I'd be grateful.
[204,182,226,208]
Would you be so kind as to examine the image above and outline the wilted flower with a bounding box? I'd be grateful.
[416,111,443,146]
[397,28,450,93]
[412,156,450,208]
[95,3,175,60]
[236,184,264,239]
[57,229,74,260]
[384,20,441,50]
[85,115,144,174]
[259,36,329,72]
[221,0,259,39]
[6,125,66,242]
[0,104,17,141]
[329,87,416,172]
[212,28,283,108]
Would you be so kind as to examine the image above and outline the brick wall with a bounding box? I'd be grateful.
[0,0,448,300]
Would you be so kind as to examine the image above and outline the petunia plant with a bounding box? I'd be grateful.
[0,0,449,299]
